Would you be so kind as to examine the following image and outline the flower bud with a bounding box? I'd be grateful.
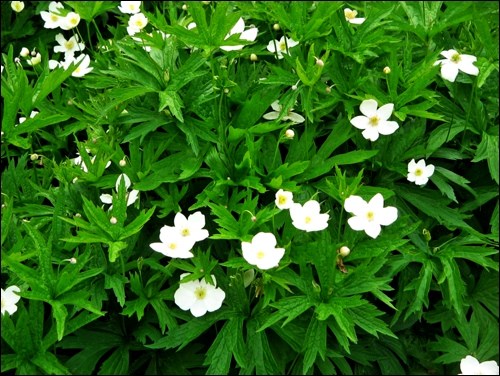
[315,57,324,67]
[339,246,351,257]
[20,47,30,57]
[74,213,82,218]
[30,153,39,161]
[119,159,126,167]
[243,269,255,287]
[182,4,188,10]
[223,88,229,94]
[69,257,77,264]
[291,84,297,90]
[326,86,332,93]
[285,129,295,139]
[273,23,280,31]
[110,216,118,224]
[422,228,431,242]
[250,53,258,62]
[11,1,24,13]
[383,66,391,74]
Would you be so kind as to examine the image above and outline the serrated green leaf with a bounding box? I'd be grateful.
[302,318,327,374]
[258,296,313,331]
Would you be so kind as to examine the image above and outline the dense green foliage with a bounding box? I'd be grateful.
[1,1,499,375]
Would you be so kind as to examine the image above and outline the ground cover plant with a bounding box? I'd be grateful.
[1,1,499,375]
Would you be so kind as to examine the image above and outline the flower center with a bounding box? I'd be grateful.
[345,9,358,20]
[70,17,78,26]
[369,116,379,127]
[305,216,312,224]
[51,14,59,22]
[366,211,375,222]
[135,20,145,28]
[181,228,190,237]
[279,41,287,52]
[451,53,461,63]
[65,40,75,50]
[169,242,177,250]
[414,168,423,177]
[194,287,207,300]
[278,196,287,205]
[256,250,265,259]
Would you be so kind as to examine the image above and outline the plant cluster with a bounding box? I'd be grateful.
[1,1,499,375]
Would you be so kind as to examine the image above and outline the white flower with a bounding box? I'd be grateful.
[1,285,21,316]
[60,12,81,30]
[27,52,41,66]
[100,173,139,208]
[275,189,294,210]
[263,100,305,124]
[63,54,93,77]
[118,1,141,14]
[242,232,285,270]
[407,159,435,186]
[49,59,62,69]
[344,193,398,239]
[459,355,499,375]
[149,227,195,259]
[220,17,258,51]
[161,212,209,247]
[54,34,85,59]
[11,1,24,13]
[72,148,111,173]
[18,110,39,126]
[266,36,299,59]
[344,8,365,24]
[285,129,295,139]
[40,2,64,29]
[434,49,479,83]
[289,200,329,232]
[127,12,148,36]
[350,99,399,141]
[174,273,226,317]
[20,47,30,57]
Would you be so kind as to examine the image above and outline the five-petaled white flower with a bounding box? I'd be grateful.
[127,12,148,36]
[174,273,226,317]
[263,100,305,124]
[54,33,85,59]
[11,1,24,13]
[161,212,210,248]
[344,8,365,24]
[407,159,435,186]
[275,189,294,210]
[242,232,285,270]
[459,355,499,375]
[266,36,299,59]
[350,99,399,141]
[100,173,139,208]
[289,200,329,232]
[1,285,21,316]
[63,54,93,77]
[344,193,398,239]
[433,49,479,83]
[150,227,196,259]
[40,2,64,29]
[118,1,142,14]
[220,17,258,51]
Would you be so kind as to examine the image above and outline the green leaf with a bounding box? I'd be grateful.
[205,317,242,375]
[98,346,129,375]
[108,241,128,263]
[104,273,127,307]
[31,352,71,375]
[258,296,313,331]
[159,90,184,122]
[302,319,327,374]
[471,133,499,184]
[51,301,68,341]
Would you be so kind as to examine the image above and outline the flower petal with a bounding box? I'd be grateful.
[229,17,245,35]
[359,99,378,117]
[286,112,305,124]
[440,49,458,60]
[347,215,368,231]
[377,103,394,121]
[460,356,480,375]
[364,221,382,238]
[440,63,459,82]
[266,40,278,53]
[350,115,369,130]
[425,164,435,177]
[458,61,479,76]
[362,127,380,141]
[377,120,399,135]
[190,299,208,317]
[174,212,188,229]
[368,193,384,211]
[174,284,198,310]
[253,232,277,248]
[263,111,280,120]
[241,27,258,42]
[100,194,113,204]
[344,195,367,215]
[379,206,398,226]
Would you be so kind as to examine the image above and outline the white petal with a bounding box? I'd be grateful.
[55,33,66,46]
[100,194,113,204]
[478,361,499,375]
[229,17,245,35]
[263,111,280,120]
[425,164,435,177]
[174,285,197,310]
[415,176,429,186]
[241,27,258,42]
[458,61,479,76]
[440,63,459,82]
[303,200,321,214]
[347,215,368,231]
[150,242,169,256]
[408,159,417,171]
[190,300,209,317]
[188,212,206,230]
[460,356,480,375]
[285,38,299,48]
[377,103,394,121]
[379,206,398,226]
[350,115,369,130]
[126,190,139,206]
[344,195,367,215]
[270,100,281,112]
[368,193,384,211]
[204,287,226,311]
[362,127,380,141]
[359,99,378,117]
[286,112,305,124]
[407,173,416,182]
[377,120,399,135]
[253,232,277,248]
[266,40,278,53]
[349,17,365,24]
[174,212,188,228]
[364,222,381,238]
[440,49,458,60]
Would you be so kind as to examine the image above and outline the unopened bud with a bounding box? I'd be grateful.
[69,257,77,264]
[223,88,229,94]
[202,1,211,4]
[31,49,37,57]
[422,228,431,242]
[14,57,21,64]
[110,216,118,224]
[273,23,280,31]
[182,4,188,11]
[250,53,258,62]
[383,66,391,74]
[20,47,30,57]
[291,84,298,90]
[339,246,351,257]
[315,57,324,67]
[326,86,332,93]
[285,129,295,139]
[30,153,39,161]
[119,159,126,167]
[74,213,82,218]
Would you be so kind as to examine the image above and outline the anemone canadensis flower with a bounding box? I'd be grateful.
[174,273,226,317]
[350,99,399,141]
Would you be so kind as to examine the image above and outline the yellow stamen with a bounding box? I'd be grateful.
[305,216,312,224]
[451,53,461,63]
[169,243,177,250]
[414,168,423,176]
[181,228,190,237]
[256,250,265,259]
[194,287,207,300]
[369,116,379,127]
[366,211,374,221]
[345,9,358,20]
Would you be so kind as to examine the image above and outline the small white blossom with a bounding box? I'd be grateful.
[63,54,93,77]
[1,286,21,316]
[220,17,258,51]
[161,212,210,248]
[27,52,41,66]
[263,100,305,124]
[54,33,85,59]
[60,12,81,30]
[344,8,365,24]
[100,173,139,208]
[434,49,479,83]
[289,200,329,232]
[118,1,141,14]
[407,159,435,186]
[11,1,24,12]
[174,273,226,317]
[72,148,111,173]
[150,227,195,259]
[459,355,499,375]
[127,12,148,36]
[40,2,64,29]
[350,99,399,141]
[275,189,294,210]
[344,193,398,239]
[242,232,285,270]
[20,47,30,57]
[266,36,299,59]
